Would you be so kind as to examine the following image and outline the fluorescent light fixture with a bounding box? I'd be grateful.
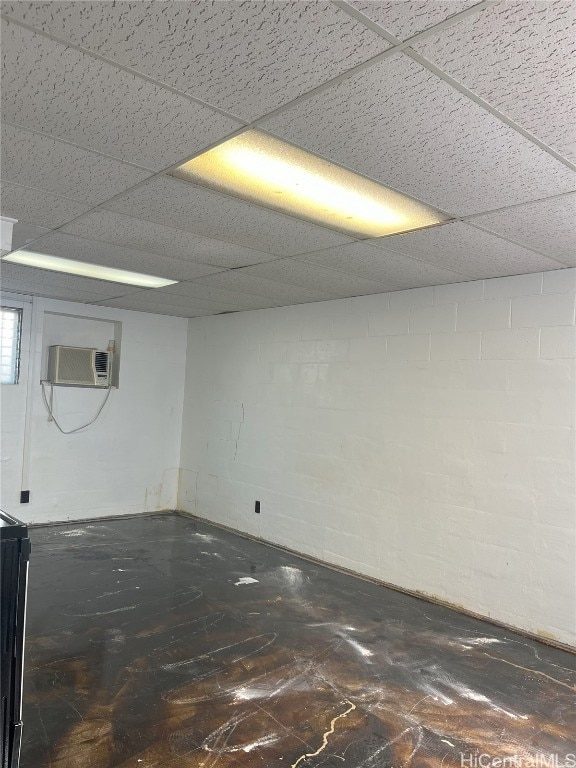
[2,251,178,288]
[170,130,448,238]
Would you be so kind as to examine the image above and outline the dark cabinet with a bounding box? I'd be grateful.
[1,512,30,768]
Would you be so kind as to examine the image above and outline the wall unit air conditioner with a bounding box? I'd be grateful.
[47,346,111,387]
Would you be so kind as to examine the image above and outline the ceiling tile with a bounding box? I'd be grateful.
[0,180,92,229]
[159,282,283,311]
[191,270,335,305]
[62,210,277,268]
[93,290,224,317]
[414,1,576,163]
[150,288,263,314]
[241,259,393,297]
[2,1,390,121]
[23,232,225,281]
[299,239,468,287]
[0,285,116,304]
[349,1,480,40]
[262,52,576,216]
[93,300,215,318]
[549,251,576,269]
[467,194,576,265]
[367,221,564,279]
[1,20,240,170]
[106,176,353,256]
[1,124,153,205]
[0,262,129,300]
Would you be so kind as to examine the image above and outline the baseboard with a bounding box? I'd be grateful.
[175,509,576,655]
[27,509,175,528]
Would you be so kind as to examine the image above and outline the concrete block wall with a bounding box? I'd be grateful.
[178,269,576,647]
[0,295,188,523]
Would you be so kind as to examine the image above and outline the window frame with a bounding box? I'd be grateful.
[1,305,23,385]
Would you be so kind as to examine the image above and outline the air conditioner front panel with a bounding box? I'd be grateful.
[47,346,110,387]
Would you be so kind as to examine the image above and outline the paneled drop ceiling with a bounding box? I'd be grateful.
[1,0,575,317]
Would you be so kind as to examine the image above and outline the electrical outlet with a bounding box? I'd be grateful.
[20,490,30,503]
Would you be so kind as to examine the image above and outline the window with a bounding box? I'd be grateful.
[1,307,22,384]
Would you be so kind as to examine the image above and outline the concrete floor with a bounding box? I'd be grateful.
[22,513,576,767]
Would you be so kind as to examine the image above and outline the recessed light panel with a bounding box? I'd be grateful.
[3,251,178,288]
[170,130,448,238]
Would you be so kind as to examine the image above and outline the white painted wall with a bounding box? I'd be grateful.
[0,294,187,523]
[179,270,576,647]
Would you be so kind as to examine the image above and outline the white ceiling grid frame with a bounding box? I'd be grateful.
[261,51,575,216]
[333,0,576,170]
[465,193,576,264]
[365,221,566,279]
[104,176,355,257]
[235,258,407,297]
[0,0,494,214]
[0,0,574,316]
[0,180,94,229]
[190,270,341,304]
[94,281,296,314]
[412,1,576,163]
[93,288,236,317]
[0,0,521,245]
[93,298,222,318]
[0,0,498,217]
[244,0,498,128]
[60,210,280,269]
[1,124,154,205]
[0,0,395,122]
[348,1,482,41]
[1,19,242,169]
[297,240,471,287]
[154,282,294,311]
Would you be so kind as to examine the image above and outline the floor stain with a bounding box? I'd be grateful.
[21,513,576,767]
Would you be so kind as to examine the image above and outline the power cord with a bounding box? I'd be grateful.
[41,380,113,434]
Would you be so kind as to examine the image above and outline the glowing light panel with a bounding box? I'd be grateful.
[3,251,178,288]
[170,130,448,238]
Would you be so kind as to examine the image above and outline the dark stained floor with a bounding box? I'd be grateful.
[21,513,576,768]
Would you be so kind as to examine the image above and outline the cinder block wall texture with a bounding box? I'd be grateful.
[179,270,576,647]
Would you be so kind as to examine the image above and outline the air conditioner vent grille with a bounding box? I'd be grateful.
[94,351,108,376]
[57,347,95,384]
